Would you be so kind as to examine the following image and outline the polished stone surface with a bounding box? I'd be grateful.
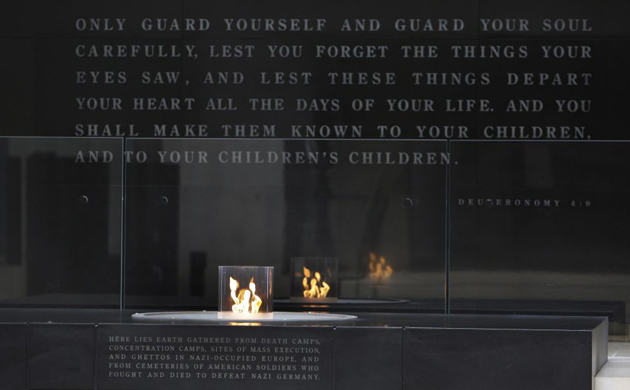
[28,324,95,389]
[404,328,593,390]
[132,311,358,323]
[0,309,609,390]
[0,0,629,340]
[2,294,624,325]
[335,327,403,390]
[0,324,26,390]
[97,324,334,390]
[0,308,609,330]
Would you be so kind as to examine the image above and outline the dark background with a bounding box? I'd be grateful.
[0,0,628,330]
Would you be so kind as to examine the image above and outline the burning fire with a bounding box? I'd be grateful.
[229,276,263,314]
[302,267,330,298]
[369,252,393,281]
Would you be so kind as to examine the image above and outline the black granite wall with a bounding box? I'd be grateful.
[0,0,628,327]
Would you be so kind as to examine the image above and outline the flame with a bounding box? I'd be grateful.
[302,267,331,298]
[229,276,263,314]
[369,252,393,281]
[227,322,262,326]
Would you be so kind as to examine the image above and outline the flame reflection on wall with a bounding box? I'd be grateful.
[369,252,393,281]
[302,267,331,298]
[229,276,263,314]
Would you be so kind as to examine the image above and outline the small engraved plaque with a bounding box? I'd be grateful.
[97,324,333,390]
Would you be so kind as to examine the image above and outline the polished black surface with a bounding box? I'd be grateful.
[479,0,630,38]
[450,141,630,326]
[335,327,403,390]
[1,0,630,337]
[0,138,122,305]
[0,308,607,330]
[404,328,593,390]
[28,324,95,389]
[124,139,447,303]
[0,309,608,390]
[97,324,335,390]
[1,1,629,138]
[0,324,26,390]
[1,294,624,325]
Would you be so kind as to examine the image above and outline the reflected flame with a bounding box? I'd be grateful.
[229,276,263,314]
[369,252,393,281]
[227,322,262,326]
[302,267,330,298]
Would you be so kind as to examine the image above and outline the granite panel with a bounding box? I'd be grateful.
[0,323,27,390]
[28,324,95,389]
[404,327,594,390]
[335,326,403,390]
